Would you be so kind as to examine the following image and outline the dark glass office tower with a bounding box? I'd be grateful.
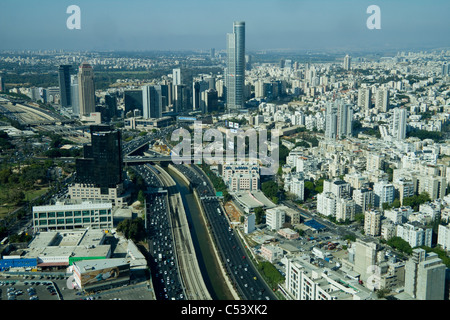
[124,90,143,114]
[58,65,73,107]
[75,125,123,193]
[105,94,117,119]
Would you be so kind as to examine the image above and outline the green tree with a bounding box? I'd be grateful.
[254,207,264,224]
[138,190,145,204]
[261,181,279,200]
[257,261,284,290]
[387,236,412,255]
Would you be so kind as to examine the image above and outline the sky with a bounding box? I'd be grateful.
[0,0,449,52]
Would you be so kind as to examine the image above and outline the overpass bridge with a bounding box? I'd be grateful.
[124,155,192,164]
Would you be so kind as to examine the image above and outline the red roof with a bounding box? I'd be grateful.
[37,262,69,267]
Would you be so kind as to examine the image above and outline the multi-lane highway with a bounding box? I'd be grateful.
[174,164,277,300]
[151,164,211,300]
[135,163,211,300]
[131,164,185,300]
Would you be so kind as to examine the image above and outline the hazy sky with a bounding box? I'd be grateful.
[0,0,449,52]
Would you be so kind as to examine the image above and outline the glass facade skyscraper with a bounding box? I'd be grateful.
[142,85,163,119]
[226,21,245,111]
[58,65,72,108]
[75,125,123,194]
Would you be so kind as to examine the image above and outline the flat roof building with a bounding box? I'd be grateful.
[72,258,130,291]
[32,201,114,233]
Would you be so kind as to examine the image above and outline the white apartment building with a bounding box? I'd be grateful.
[364,209,382,237]
[344,172,369,190]
[284,172,305,201]
[391,107,407,140]
[396,222,433,248]
[68,183,126,207]
[373,181,395,208]
[381,221,397,241]
[317,192,336,217]
[335,197,356,222]
[284,257,370,300]
[352,188,374,213]
[323,180,351,198]
[393,178,415,205]
[416,174,447,200]
[266,207,285,230]
[383,206,413,224]
[437,224,450,251]
[222,161,260,192]
[375,87,389,113]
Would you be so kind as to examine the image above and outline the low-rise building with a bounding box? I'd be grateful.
[72,258,130,291]
[32,201,114,232]
[260,245,283,263]
[277,228,299,240]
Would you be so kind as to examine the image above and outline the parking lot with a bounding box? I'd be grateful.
[0,273,155,301]
[0,278,60,301]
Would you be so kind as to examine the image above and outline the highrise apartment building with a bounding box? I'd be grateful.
[391,107,407,140]
[325,100,353,140]
[226,21,245,111]
[364,209,382,237]
[404,248,446,300]
[357,87,372,116]
[375,87,390,113]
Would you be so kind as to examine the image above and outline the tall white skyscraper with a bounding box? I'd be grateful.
[357,87,372,116]
[325,102,338,140]
[338,101,353,138]
[78,62,96,116]
[343,54,351,71]
[172,68,182,86]
[70,75,80,116]
[226,21,245,111]
[375,87,390,113]
[442,62,449,76]
[391,107,407,140]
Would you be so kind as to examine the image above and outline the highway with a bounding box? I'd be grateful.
[174,164,277,300]
[130,164,183,300]
[147,164,211,300]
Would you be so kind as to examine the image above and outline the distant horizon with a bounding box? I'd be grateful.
[0,0,449,52]
[2,46,450,55]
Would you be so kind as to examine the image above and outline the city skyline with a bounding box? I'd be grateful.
[0,0,449,52]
